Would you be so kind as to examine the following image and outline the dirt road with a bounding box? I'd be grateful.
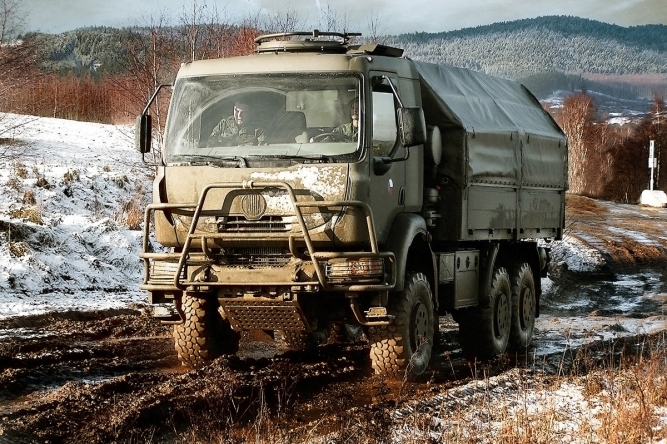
[1,196,667,443]
[0,294,665,443]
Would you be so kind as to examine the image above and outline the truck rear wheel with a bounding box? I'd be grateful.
[173,292,239,368]
[368,272,434,380]
[508,263,536,350]
[459,267,511,358]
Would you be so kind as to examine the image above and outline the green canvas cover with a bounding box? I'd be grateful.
[414,62,567,190]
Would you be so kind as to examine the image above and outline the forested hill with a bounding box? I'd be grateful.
[29,16,667,80]
[23,16,667,110]
[390,16,667,79]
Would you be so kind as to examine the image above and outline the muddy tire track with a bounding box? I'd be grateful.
[0,292,665,443]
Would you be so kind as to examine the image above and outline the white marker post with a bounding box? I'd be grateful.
[641,140,667,207]
[649,140,656,190]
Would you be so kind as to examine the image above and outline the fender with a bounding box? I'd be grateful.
[382,213,433,292]
[479,242,500,307]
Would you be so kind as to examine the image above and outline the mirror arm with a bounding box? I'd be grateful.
[142,83,172,116]
[381,75,404,108]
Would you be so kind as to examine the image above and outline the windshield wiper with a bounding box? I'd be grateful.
[181,155,247,168]
[258,154,333,163]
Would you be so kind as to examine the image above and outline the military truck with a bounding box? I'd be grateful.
[136,31,567,379]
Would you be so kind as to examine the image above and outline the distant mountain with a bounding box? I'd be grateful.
[389,16,667,113]
[391,16,667,79]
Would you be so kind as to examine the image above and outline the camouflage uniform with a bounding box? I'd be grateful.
[208,116,265,146]
[333,122,358,139]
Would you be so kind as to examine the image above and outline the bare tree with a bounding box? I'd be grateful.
[178,1,236,61]
[0,0,41,151]
[652,96,666,189]
[204,5,234,59]
[179,0,207,62]
[0,0,23,45]
[559,93,597,195]
[119,12,180,164]
[264,4,304,34]
[318,2,349,33]
[367,10,388,44]
[231,11,262,56]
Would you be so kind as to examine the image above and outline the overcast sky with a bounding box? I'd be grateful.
[20,0,667,36]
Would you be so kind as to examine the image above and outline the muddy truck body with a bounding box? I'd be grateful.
[136,32,567,378]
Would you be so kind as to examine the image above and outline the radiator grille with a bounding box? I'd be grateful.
[225,247,292,268]
[218,215,290,233]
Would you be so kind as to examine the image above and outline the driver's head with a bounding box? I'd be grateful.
[233,101,250,125]
[350,101,359,127]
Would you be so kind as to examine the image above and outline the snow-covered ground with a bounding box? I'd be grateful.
[0,114,152,319]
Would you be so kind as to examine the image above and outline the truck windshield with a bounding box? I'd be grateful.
[164,73,361,164]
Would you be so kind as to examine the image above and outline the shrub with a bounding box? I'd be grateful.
[8,241,30,257]
[9,207,44,225]
[22,190,36,205]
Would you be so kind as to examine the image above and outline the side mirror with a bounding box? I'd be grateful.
[135,114,152,154]
[397,107,427,148]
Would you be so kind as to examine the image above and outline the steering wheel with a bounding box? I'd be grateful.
[310,132,353,142]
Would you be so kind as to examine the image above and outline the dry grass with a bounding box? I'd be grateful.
[13,161,28,179]
[116,194,144,230]
[63,169,80,184]
[566,194,609,216]
[0,137,24,147]
[167,336,667,444]
[8,241,30,258]
[5,160,28,191]
[22,190,36,205]
[9,207,43,225]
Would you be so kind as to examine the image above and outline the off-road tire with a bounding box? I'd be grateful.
[368,272,434,380]
[173,293,239,368]
[508,262,536,351]
[459,267,512,358]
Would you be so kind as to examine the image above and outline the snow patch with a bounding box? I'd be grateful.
[0,113,151,319]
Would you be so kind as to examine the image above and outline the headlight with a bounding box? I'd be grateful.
[325,258,384,282]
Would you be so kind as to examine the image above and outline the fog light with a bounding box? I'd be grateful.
[326,258,384,281]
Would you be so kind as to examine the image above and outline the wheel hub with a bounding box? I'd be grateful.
[494,292,510,339]
[410,301,429,350]
[521,287,534,329]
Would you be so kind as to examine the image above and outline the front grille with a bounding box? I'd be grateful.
[225,247,292,268]
[218,215,290,233]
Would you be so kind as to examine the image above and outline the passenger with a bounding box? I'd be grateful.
[333,100,359,139]
[208,101,265,146]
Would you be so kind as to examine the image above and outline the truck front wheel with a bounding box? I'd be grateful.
[508,262,536,350]
[173,292,240,368]
[459,267,511,358]
[368,272,434,379]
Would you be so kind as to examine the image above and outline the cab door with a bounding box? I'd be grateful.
[368,72,406,243]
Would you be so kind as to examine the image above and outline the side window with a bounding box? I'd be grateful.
[372,90,398,156]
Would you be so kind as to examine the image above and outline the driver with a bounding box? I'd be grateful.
[333,100,359,139]
[208,100,265,146]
